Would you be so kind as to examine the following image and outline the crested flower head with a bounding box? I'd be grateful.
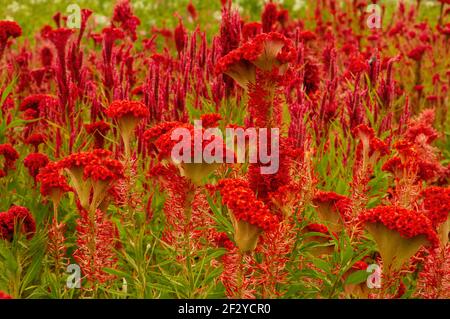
[23,153,49,182]
[0,20,22,40]
[217,178,279,252]
[216,32,296,89]
[105,100,149,120]
[106,100,149,156]
[0,206,36,241]
[0,20,22,57]
[407,45,429,61]
[36,162,72,203]
[112,0,141,41]
[359,206,438,272]
[312,191,352,232]
[0,143,19,174]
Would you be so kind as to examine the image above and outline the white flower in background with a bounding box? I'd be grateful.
[95,14,109,26]
[213,11,222,22]
[293,0,306,11]
[7,1,21,13]
[4,16,15,22]
[134,1,144,10]
[423,0,438,7]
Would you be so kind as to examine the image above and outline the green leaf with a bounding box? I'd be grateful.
[344,270,370,286]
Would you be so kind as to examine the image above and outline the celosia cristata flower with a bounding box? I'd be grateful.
[112,0,140,41]
[142,121,183,144]
[85,121,111,149]
[0,143,19,177]
[36,162,72,205]
[0,206,36,241]
[312,191,352,232]
[0,20,22,58]
[407,45,429,61]
[217,178,279,252]
[216,32,296,89]
[146,121,230,185]
[419,186,450,245]
[359,206,438,272]
[57,150,122,210]
[105,100,149,157]
[23,153,49,183]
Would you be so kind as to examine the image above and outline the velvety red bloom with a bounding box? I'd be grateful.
[261,2,278,33]
[36,163,72,199]
[348,54,369,74]
[306,223,329,235]
[105,100,149,120]
[359,206,439,247]
[217,178,279,232]
[200,113,222,128]
[143,121,183,143]
[407,45,429,61]
[0,206,36,241]
[298,30,317,42]
[85,121,111,149]
[58,150,112,170]
[85,121,110,135]
[216,32,296,89]
[47,28,74,52]
[211,231,235,251]
[352,124,375,141]
[0,20,22,40]
[0,20,22,57]
[0,143,19,172]
[242,22,262,41]
[112,0,141,41]
[83,158,124,182]
[0,291,12,299]
[23,153,49,182]
[419,187,450,227]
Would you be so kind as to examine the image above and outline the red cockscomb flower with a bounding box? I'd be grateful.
[216,32,296,89]
[312,191,352,231]
[0,143,19,174]
[106,100,149,156]
[0,206,36,241]
[407,45,429,61]
[0,20,22,57]
[359,206,438,271]
[112,0,141,41]
[85,121,111,149]
[24,133,46,153]
[36,163,72,202]
[217,178,279,252]
[23,153,49,182]
[200,113,222,128]
[105,100,149,120]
